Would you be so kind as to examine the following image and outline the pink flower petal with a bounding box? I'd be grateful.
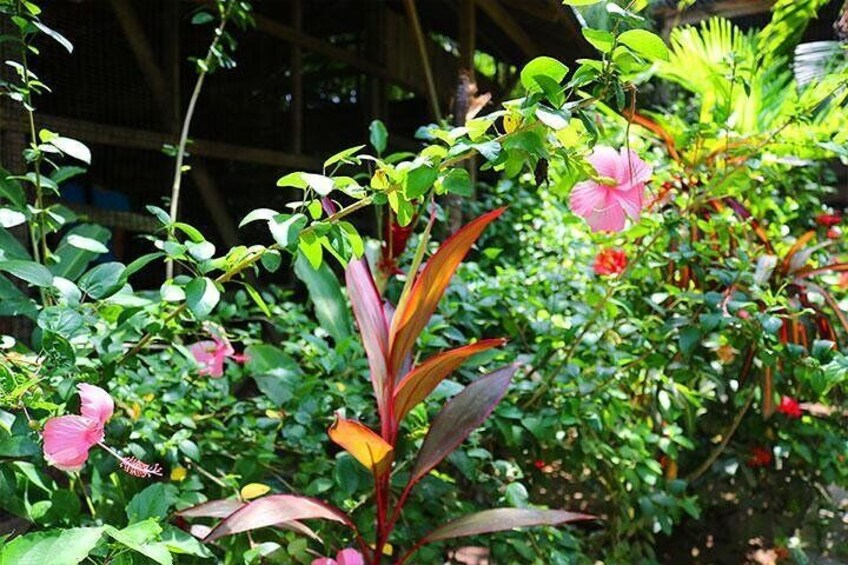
[586,146,622,180]
[311,559,336,565]
[43,415,101,472]
[77,383,114,426]
[336,549,365,565]
[214,336,235,358]
[612,183,645,220]
[568,181,608,217]
[190,340,225,377]
[586,201,627,233]
[616,148,652,188]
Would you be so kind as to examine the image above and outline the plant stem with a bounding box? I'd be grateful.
[685,384,756,482]
[17,1,49,305]
[521,229,664,409]
[166,0,234,279]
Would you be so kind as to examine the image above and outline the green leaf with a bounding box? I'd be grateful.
[276,172,308,189]
[299,232,323,269]
[0,169,25,208]
[105,520,172,565]
[563,0,602,5]
[0,227,31,261]
[32,21,73,53]
[186,240,215,261]
[239,208,278,228]
[126,483,179,523]
[617,29,669,61]
[48,136,91,164]
[172,222,205,243]
[37,306,83,337]
[268,213,307,250]
[78,262,125,299]
[185,277,220,318]
[278,172,334,196]
[520,56,569,93]
[243,284,271,316]
[324,145,365,170]
[0,208,26,228]
[404,165,438,199]
[582,28,615,53]
[0,527,103,565]
[369,119,388,155]
[338,222,364,258]
[191,11,215,25]
[442,168,473,196]
[66,234,108,254]
[245,344,303,404]
[294,253,352,342]
[0,260,53,287]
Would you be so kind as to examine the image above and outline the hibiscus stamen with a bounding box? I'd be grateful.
[98,442,163,478]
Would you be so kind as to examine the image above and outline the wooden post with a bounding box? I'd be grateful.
[459,0,476,72]
[403,0,442,122]
[367,0,387,121]
[290,0,303,154]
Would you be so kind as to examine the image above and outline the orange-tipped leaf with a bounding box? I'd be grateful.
[328,417,394,477]
[393,339,506,424]
[389,208,504,376]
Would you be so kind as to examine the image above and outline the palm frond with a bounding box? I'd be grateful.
[758,0,832,66]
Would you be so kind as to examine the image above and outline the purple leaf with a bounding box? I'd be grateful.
[204,494,352,542]
[345,259,390,419]
[176,499,244,518]
[406,365,516,490]
[420,508,594,543]
[177,498,322,542]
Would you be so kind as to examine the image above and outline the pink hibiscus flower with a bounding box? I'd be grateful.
[569,146,653,232]
[42,383,161,477]
[312,548,364,565]
[189,334,248,377]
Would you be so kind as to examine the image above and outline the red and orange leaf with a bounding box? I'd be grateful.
[346,259,390,417]
[405,365,516,492]
[177,499,244,518]
[781,230,816,275]
[420,508,593,544]
[328,417,394,476]
[393,339,506,425]
[388,208,504,376]
[204,494,352,541]
[177,499,321,542]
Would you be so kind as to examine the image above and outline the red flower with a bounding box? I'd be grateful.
[776,396,802,419]
[534,459,546,470]
[747,446,773,468]
[593,248,627,276]
[816,213,841,228]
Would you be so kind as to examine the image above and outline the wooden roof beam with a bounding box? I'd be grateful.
[475,0,542,58]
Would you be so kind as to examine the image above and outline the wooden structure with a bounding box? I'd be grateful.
[0,0,589,277]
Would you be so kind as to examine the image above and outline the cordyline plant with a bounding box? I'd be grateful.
[176,208,591,563]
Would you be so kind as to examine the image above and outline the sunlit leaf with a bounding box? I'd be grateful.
[389,208,504,376]
[328,417,393,476]
[393,339,506,424]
